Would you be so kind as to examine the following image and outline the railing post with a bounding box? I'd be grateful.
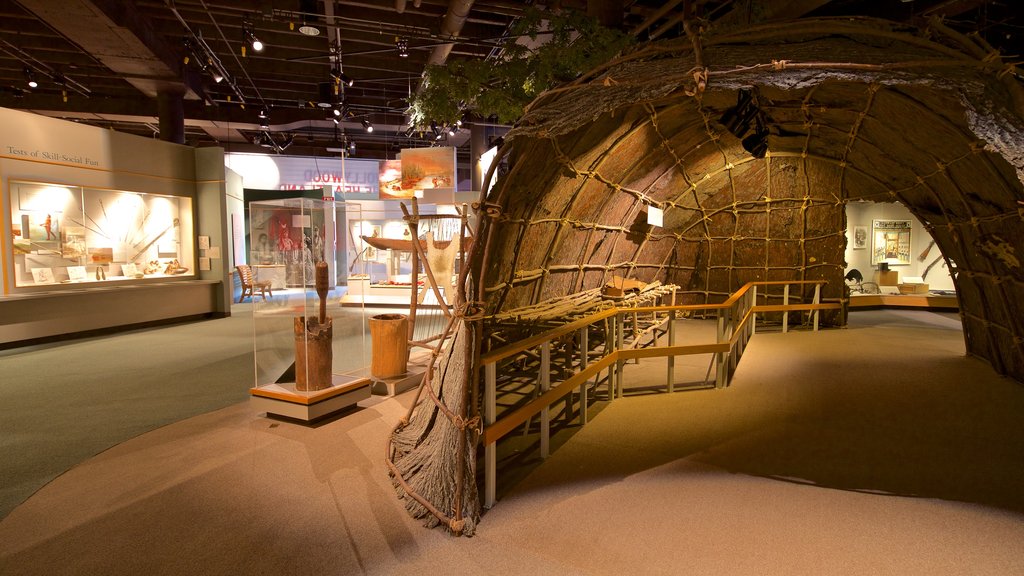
[667,308,676,393]
[484,362,497,509]
[729,303,739,373]
[607,316,615,401]
[616,312,625,398]
[750,285,758,336]
[716,308,727,388]
[813,283,822,331]
[540,340,551,459]
[782,283,790,333]
[579,326,589,425]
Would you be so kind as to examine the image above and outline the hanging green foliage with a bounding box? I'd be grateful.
[409,8,632,127]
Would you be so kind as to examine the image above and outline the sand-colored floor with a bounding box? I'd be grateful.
[1,309,1022,575]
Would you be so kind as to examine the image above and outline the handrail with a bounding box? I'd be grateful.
[482,280,830,365]
[478,279,841,508]
[481,308,618,365]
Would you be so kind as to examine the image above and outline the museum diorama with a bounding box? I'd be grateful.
[382,17,1024,536]
[1,0,1022,554]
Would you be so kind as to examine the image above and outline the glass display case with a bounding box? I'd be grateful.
[9,180,194,288]
[341,202,465,306]
[247,198,372,421]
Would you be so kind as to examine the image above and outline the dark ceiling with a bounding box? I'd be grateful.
[0,0,1019,161]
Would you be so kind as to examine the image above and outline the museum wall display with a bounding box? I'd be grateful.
[844,201,955,292]
[9,181,195,289]
[0,107,227,345]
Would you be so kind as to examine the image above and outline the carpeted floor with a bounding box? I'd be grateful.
[1,309,1023,575]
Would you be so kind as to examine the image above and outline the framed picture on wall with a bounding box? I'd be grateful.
[853,226,868,250]
[871,219,911,265]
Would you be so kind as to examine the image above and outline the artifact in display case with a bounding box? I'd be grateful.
[248,198,370,421]
[248,197,335,287]
[8,180,195,289]
[342,212,466,307]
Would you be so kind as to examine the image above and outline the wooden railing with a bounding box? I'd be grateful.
[480,280,841,508]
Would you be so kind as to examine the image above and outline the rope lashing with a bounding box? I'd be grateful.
[996,62,1018,80]
[473,201,502,219]
[452,414,482,433]
[457,301,487,321]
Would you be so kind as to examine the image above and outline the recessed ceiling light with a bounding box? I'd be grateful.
[299,24,320,36]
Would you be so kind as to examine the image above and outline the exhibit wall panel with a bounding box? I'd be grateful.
[844,202,955,291]
[195,147,232,314]
[0,107,226,344]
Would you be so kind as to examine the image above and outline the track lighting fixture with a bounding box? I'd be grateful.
[258,108,269,128]
[396,37,409,58]
[336,72,353,87]
[332,116,340,125]
[333,107,341,117]
[242,20,263,56]
[25,67,37,89]
[448,125,457,136]
[361,119,373,133]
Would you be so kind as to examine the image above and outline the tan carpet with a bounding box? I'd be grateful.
[1,310,1022,575]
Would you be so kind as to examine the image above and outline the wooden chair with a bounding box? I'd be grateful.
[236,264,272,303]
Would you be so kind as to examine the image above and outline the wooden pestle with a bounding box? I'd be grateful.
[316,261,329,324]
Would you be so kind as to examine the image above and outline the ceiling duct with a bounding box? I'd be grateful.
[427,0,475,66]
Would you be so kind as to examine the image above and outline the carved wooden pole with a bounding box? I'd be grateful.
[296,261,333,391]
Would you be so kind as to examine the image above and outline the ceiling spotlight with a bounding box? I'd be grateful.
[361,119,373,133]
[396,37,409,58]
[212,71,224,83]
[258,109,269,128]
[349,141,356,150]
[25,67,37,89]
[336,72,354,87]
[332,116,340,125]
[448,125,457,136]
[243,21,263,54]
[333,107,341,117]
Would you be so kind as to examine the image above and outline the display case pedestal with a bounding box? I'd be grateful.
[250,374,371,421]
